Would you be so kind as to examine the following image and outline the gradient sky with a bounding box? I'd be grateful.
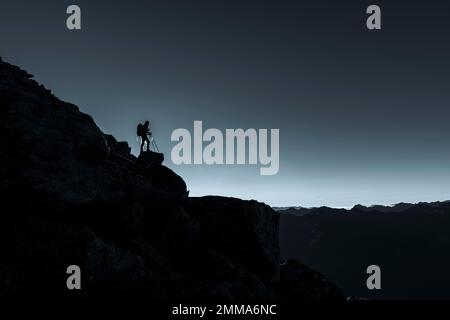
[1,0,450,207]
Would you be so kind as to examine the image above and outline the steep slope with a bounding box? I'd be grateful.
[0,57,343,300]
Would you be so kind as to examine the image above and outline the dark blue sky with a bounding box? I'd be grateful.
[1,0,450,207]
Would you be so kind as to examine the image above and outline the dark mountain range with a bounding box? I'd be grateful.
[279,201,450,299]
[0,57,343,301]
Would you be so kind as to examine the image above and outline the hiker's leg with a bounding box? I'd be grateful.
[140,138,145,153]
[145,137,150,151]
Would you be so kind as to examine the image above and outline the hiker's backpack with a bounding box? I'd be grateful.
[137,123,144,136]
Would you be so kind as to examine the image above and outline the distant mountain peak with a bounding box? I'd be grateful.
[276,200,450,215]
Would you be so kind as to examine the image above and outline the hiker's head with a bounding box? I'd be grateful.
[144,120,149,126]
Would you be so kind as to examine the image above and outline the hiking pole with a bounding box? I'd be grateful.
[152,138,160,152]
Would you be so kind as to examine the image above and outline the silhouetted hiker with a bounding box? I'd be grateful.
[137,120,151,153]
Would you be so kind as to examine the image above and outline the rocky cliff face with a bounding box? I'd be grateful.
[0,57,343,300]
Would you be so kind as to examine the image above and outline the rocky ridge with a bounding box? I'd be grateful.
[0,57,343,300]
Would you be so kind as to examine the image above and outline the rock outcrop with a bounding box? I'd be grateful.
[0,58,343,300]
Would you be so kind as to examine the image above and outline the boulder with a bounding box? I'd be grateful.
[185,196,280,281]
[143,164,187,198]
[104,134,134,160]
[136,151,164,166]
